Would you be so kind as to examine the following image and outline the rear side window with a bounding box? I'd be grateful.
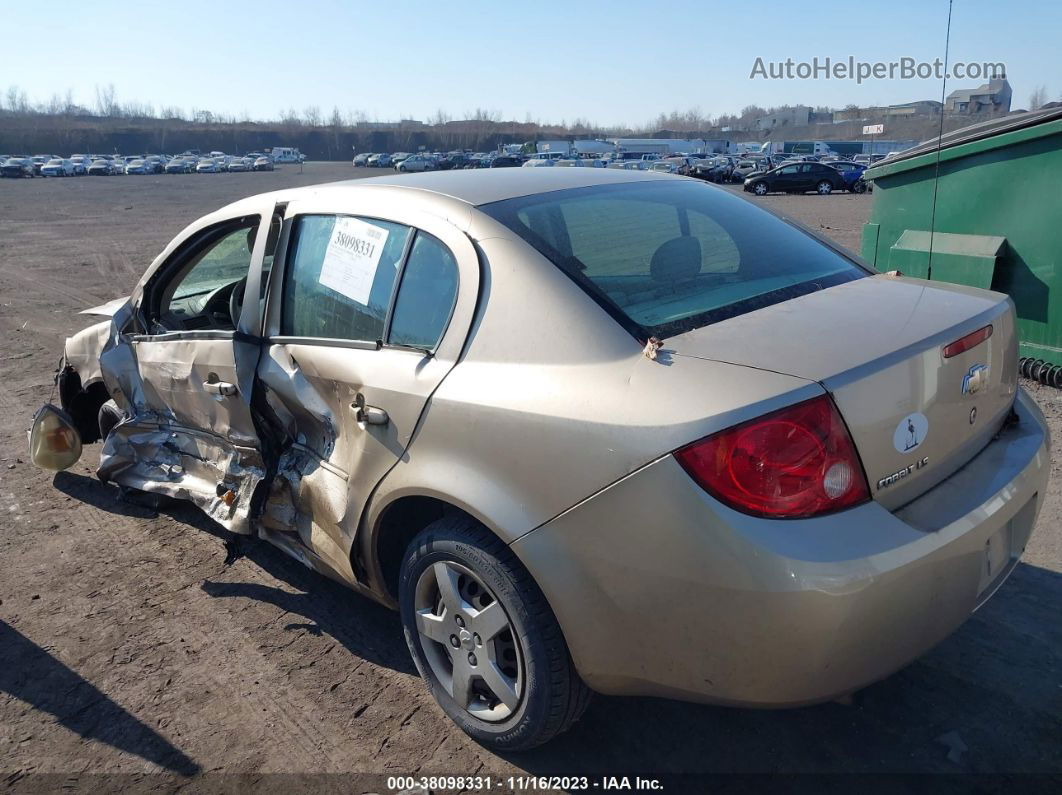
[388,232,459,350]
[281,215,412,342]
[481,181,865,338]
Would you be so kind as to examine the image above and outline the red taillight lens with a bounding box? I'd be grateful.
[942,324,992,359]
[674,395,869,519]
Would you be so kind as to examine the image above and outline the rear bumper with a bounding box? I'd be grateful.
[512,388,1049,706]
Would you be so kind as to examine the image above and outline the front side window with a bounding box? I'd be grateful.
[154,218,260,331]
[281,214,412,342]
[481,181,865,338]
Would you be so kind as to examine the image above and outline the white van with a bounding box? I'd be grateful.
[269,147,306,164]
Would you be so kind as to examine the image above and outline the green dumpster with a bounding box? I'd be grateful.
[861,106,1062,383]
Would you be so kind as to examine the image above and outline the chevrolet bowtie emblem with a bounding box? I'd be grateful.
[962,364,989,395]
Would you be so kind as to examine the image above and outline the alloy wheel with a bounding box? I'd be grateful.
[414,560,523,722]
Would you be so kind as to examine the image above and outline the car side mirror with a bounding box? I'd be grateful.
[27,404,83,471]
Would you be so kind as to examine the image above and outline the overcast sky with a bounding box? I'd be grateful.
[5,0,1060,126]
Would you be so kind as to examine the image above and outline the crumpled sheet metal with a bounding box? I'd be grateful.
[98,421,263,534]
[126,337,260,447]
[91,303,269,535]
[258,346,338,456]
[63,320,112,387]
[259,445,355,580]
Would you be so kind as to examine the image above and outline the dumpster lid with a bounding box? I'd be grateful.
[871,104,1062,170]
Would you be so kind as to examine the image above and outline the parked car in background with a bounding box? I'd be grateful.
[391,152,412,166]
[437,154,469,170]
[196,158,225,173]
[165,157,196,174]
[143,156,166,174]
[731,160,763,181]
[353,153,370,166]
[30,155,54,175]
[853,154,888,166]
[827,161,868,191]
[852,173,873,194]
[649,160,684,175]
[124,159,153,175]
[1,157,35,178]
[650,156,695,176]
[690,156,732,183]
[744,162,846,195]
[87,158,119,176]
[268,146,305,163]
[489,155,524,168]
[31,168,1048,753]
[253,156,274,171]
[396,155,436,173]
[69,155,91,175]
[40,158,76,177]
[226,157,254,172]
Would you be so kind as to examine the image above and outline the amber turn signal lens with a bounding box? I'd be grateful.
[28,404,83,471]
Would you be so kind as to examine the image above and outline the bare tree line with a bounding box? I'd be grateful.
[3,82,1053,157]
[0,82,907,137]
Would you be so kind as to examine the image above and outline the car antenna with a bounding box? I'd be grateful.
[926,0,954,282]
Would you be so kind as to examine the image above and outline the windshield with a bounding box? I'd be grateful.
[481,180,867,338]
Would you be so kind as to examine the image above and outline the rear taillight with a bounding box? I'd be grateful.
[674,395,869,519]
[942,324,992,359]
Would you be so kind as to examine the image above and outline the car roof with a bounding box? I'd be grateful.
[320,167,676,207]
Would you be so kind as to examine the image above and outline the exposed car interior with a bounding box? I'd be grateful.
[142,213,281,333]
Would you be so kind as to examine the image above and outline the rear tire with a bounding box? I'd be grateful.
[816,180,833,195]
[399,515,591,751]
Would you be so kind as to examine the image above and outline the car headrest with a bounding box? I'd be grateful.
[650,236,702,282]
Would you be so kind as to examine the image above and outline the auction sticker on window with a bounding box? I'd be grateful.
[318,216,389,306]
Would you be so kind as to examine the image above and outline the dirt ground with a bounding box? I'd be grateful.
[1,164,1060,791]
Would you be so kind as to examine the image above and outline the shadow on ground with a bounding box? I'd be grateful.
[49,471,1062,777]
[52,471,414,676]
[0,620,200,776]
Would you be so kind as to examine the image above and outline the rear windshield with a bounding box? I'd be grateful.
[480,180,866,338]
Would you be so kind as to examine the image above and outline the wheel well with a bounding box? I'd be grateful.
[59,369,110,444]
[372,497,481,602]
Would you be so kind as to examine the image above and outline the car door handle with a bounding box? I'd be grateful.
[352,393,388,426]
[203,380,238,396]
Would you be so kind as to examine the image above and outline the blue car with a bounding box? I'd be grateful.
[828,161,868,191]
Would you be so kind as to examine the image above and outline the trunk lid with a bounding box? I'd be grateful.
[669,275,1018,510]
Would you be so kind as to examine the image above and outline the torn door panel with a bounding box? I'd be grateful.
[96,330,265,535]
[127,337,262,445]
[254,348,355,579]
[258,444,357,583]
[256,346,338,455]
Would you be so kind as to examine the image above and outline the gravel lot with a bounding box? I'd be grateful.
[1,163,1059,790]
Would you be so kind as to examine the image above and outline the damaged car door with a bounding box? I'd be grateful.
[99,206,281,534]
[253,197,478,582]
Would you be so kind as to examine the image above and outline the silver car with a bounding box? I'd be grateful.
[29,169,1050,750]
